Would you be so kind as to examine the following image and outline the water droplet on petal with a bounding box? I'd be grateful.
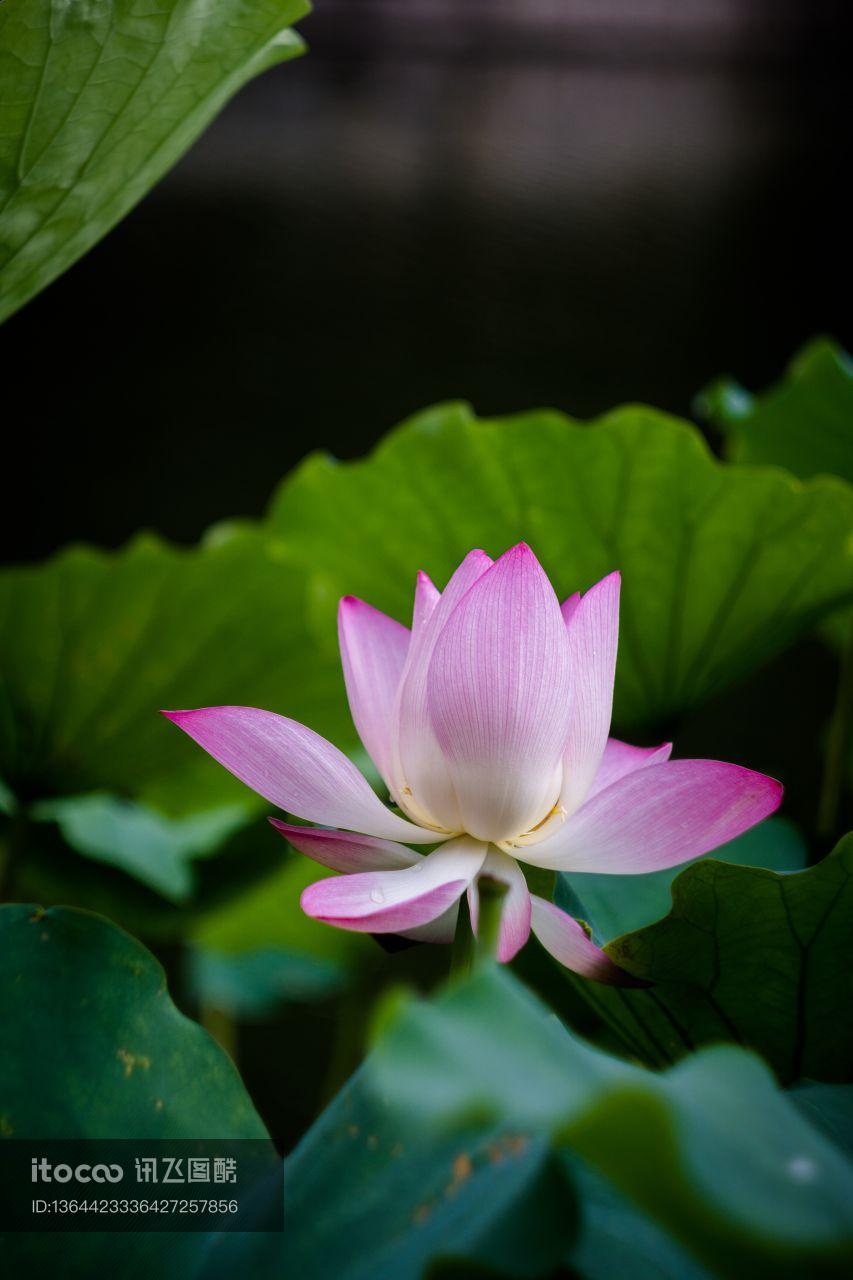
[369,888,385,904]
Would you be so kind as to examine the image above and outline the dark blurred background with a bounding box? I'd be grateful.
[3,0,851,564]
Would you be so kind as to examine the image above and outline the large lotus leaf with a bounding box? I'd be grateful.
[0,903,267,1137]
[4,906,850,1279]
[792,1082,853,1160]
[372,966,853,1279]
[556,832,853,1082]
[268,402,853,730]
[0,903,579,1279]
[0,902,275,1277]
[565,1156,713,1280]
[0,0,308,323]
[281,1057,713,1280]
[0,530,349,811]
[281,1065,579,1280]
[698,338,853,484]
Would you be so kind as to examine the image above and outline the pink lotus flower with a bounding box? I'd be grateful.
[164,545,782,983]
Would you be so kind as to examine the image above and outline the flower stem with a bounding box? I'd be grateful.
[473,875,508,966]
[450,894,473,981]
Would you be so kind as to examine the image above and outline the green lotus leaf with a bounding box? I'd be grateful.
[556,831,853,1082]
[0,902,274,1277]
[0,0,308,322]
[268,402,853,730]
[0,531,349,812]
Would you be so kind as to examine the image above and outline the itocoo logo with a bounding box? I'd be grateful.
[31,1158,123,1184]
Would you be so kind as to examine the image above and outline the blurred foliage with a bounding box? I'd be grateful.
[0,0,309,323]
[699,337,853,484]
[793,1082,853,1160]
[185,945,346,1019]
[30,794,249,902]
[366,966,853,1278]
[564,1157,714,1280]
[185,851,374,1018]
[191,847,369,963]
[284,1062,579,1280]
[560,1162,712,1280]
[8,811,283,943]
[6,906,851,1278]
